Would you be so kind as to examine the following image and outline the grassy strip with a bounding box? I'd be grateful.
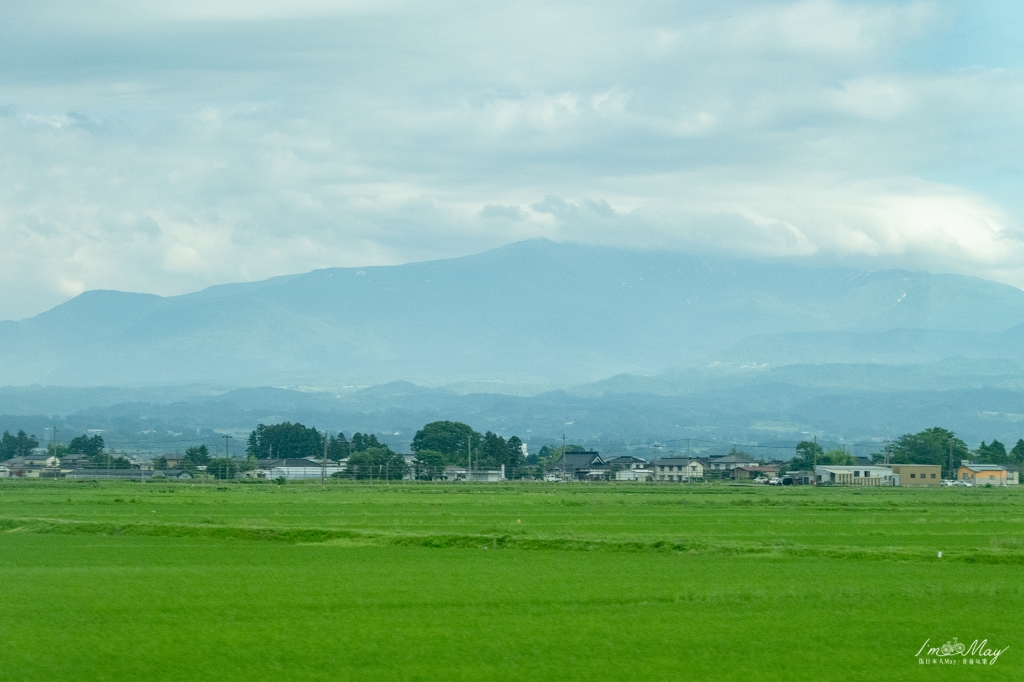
[3,516,1023,564]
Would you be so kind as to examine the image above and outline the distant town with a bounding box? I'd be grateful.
[1,420,1020,488]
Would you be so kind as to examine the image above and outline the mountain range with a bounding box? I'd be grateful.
[3,239,1024,387]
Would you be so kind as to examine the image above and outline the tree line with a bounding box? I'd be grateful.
[789,427,1024,478]
[238,420,528,480]
[0,430,39,460]
[1,431,135,469]
[244,422,406,479]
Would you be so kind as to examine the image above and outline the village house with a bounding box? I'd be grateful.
[57,452,94,472]
[782,470,815,485]
[886,464,941,486]
[702,452,760,475]
[653,457,704,482]
[1005,465,1020,485]
[604,456,648,471]
[615,468,653,481]
[550,451,605,480]
[469,466,505,482]
[26,449,60,468]
[2,455,61,478]
[162,454,187,468]
[957,463,1008,486]
[814,465,899,486]
[443,465,469,481]
[731,465,779,481]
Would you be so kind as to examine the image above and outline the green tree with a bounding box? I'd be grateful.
[1,430,40,459]
[153,456,169,471]
[207,458,238,480]
[790,440,824,470]
[68,434,106,462]
[412,449,446,480]
[246,422,324,460]
[887,427,968,477]
[183,445,210,466]
[411,422,481,465]
[472,431,526,477]
[537,444,584,460]
[821,448,854,465]
[328,433,350,460]
[974,440,1008,464]
[351,432,385,453]
[47,443,70,457]
[93,454,131,469]
[477,431,507,469]
[1010,439,1024,465]
[347,447,407,480]
[506,436,525,478]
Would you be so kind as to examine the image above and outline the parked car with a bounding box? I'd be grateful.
[940,480,955,487]
[953,480,973,487]
[753,476,769,484]
[768,477,782,486]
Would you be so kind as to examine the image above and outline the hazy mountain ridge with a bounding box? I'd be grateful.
[714,326,1024,366]
[4,239,1024,386]
[6,362,1024,456]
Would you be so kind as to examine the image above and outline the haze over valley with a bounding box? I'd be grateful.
[4,239,1024,453]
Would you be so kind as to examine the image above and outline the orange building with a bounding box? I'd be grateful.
[957,464,1008,486]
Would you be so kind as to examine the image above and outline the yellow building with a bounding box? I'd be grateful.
[887,464,941,486]
[957,464,1008,486]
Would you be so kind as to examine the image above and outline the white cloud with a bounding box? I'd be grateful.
[0,0,1022,319]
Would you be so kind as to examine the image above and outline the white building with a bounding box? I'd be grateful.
[814,465,899,486]
[653,458,704,482]
[268,458,345,480]
[443,465,505,482]
[615,468,653,482]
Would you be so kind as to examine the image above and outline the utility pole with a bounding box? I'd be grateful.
[322,432,328,486]
[223,435,232,481]
[562,434,566,481]
[949,440,954,480]
[51,425,57,484]
[467,437,472,481]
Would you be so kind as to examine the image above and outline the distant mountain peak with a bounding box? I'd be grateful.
[4,241,1024,387]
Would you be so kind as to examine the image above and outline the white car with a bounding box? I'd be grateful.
[768,477,782,486]
[753,476,770,484]
[953,480,973,487]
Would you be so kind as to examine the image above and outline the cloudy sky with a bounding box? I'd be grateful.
[1,0,1022,320]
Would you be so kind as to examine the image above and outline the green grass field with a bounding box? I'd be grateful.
[1,480,1021,680]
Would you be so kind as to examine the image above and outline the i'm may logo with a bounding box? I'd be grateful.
[916,637,1009,666]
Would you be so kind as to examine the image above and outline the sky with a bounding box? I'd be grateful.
[1,0,1023,320]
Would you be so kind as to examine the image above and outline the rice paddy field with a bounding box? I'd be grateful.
[1,480,1022,681]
